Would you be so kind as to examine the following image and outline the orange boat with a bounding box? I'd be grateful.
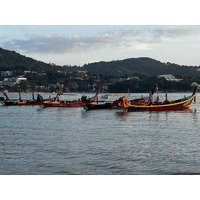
[127,87,197,112]
[43,89,100,107]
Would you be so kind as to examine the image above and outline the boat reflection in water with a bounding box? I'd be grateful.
[115,111,130,121]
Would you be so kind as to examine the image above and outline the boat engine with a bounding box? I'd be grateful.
[0,97,4,101]
[81,95,87,102]
[37,94,43,102]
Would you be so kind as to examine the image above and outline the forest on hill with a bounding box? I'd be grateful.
[1,47,200,93]
[0,47,72,73]
[83,57,200,78]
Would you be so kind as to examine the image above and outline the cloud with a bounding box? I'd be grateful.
[2,26,200,54]
[2,32,123,54]
[150,26,200,41]
[164,26,200,38]
[126,26,200,47]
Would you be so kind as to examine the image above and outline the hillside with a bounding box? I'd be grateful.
[0,47,104,92]
[1,47,200,78]
[0,47,66,73]
[1,47,200,92]
[83,57,200,78]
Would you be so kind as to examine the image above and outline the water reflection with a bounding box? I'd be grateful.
[115,110,130,121]
[190,109,198,126]
[36,106,44,112]
[2,96,200,175]
[81,108,91,119]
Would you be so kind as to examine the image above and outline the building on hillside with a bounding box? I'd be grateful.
[16,77,27,84]
[2,77,16,86]
[24,71,31,74]
[158,74,182,82]
[110,76,139,84]
[78,70,88,74]
[36,86,46,90]
[1,71,13,76]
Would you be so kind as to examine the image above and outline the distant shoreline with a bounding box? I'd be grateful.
[2,91,194,95]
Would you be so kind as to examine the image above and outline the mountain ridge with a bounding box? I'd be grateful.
[83,57,200,78]
[1,47,200,78]
[1,47,200,92]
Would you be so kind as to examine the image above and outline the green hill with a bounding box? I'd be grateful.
[0,47,65,73]
[83,57,200,78]
[0,47,102,92]
[1,47,200,78]
[1,47,200,92]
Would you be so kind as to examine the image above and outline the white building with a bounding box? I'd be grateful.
[158,74,182,82]
[16,77,27,84]
[3,77,16,86]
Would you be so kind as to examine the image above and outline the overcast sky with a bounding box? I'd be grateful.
[1,0,200,68]
[1,25,200,67]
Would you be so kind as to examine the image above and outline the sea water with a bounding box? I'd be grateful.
[0,93,200,175]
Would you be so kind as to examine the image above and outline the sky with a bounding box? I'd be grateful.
[1,25,200,67]
[1,0,200,68]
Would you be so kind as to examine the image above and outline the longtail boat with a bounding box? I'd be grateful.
[3,93,58,106]
[42,89,100,107]
[130,95,151,106]
[85,85,158,110]
[130,84,158,106]
[127,87,198,112]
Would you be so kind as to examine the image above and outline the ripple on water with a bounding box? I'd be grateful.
[1,93,200,174]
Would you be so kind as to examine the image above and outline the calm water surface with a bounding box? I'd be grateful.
[1,93,200,175]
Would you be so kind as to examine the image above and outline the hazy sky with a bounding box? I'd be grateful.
[1,0,200,68]
[1,25,200,67]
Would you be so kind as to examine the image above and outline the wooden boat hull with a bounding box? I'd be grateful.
[43,101,87,107]
[86,103,117,110]
[128,94,196,112]
[86,94,151,110]
[3,95,58,106]
[43,89,100,108]
[4,100,43,106]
